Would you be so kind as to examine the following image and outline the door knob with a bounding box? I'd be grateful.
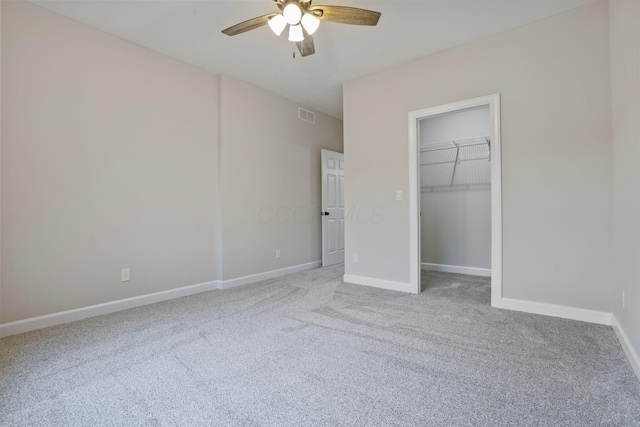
[321,212,330,216]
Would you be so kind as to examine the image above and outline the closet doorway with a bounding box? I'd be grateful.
[408,95,502,307]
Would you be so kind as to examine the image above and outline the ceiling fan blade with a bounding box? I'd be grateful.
[308,6,381,26]
[222,13,278,36]
[296,31,315,57]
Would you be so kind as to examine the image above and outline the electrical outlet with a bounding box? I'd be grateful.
[622,289,625,308]
[352,253,359,263]
[121,268,131,282]
[276,248,281,258]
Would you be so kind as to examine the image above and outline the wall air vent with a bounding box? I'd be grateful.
[298,107,315,124]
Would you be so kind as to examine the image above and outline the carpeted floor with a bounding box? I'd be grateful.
[1,265,639,426]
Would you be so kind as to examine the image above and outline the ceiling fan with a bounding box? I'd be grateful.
[221,0,381,57]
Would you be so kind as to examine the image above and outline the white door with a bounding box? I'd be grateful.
[321,149,345,266]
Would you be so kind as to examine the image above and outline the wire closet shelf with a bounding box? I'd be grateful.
[420,135,491,191]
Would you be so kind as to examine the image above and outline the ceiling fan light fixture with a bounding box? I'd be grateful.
[288,24,304,42]
[268,14,287,36]
[283,3,302,25]
[300,13,319,35]
[221,3,381,58]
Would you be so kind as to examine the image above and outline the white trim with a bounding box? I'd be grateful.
[0,261,324,338]
[408,109,420,294]
[408,94,502,302]
[216,74,224,283]
[421,262,491,277]
[219,261,322,290]
[488,95,502,307]
[0,280,219,338]
[343,274,412,293]
[612,315,640,381]
[497,297,612,325]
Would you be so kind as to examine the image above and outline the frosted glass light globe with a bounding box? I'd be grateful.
[268,14,287,36]
[288,24,304,42]
[283,3,302,25]
[301,13,319,35]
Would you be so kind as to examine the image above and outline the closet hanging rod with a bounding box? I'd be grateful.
[421,156,490,167]
[420,135,490,152]
[420,141,488,153]
[421,183,491,192]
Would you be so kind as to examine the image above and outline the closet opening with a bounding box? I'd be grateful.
[408,95,502,307]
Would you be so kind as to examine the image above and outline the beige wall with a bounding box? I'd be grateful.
[609,0,640,361]
[0,2,343,325]
[219,75,343,280]
[1,2,218,323]
[344,1,613,311]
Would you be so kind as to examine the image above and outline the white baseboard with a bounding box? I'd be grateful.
[421,262,491,277]
[612,315,640,381]
[343,274,414,294]
[497,297,612,325]
[219,261,322,290]
[0,261,324,338]
[0,280,219,338]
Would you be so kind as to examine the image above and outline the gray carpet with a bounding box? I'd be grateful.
[1,266,639,426]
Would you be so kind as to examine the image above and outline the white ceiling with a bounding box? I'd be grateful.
[30,0,596,118]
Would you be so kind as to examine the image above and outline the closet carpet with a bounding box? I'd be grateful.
[1,266,639,426]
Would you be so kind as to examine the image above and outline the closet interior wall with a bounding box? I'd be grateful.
[420,106,491,273]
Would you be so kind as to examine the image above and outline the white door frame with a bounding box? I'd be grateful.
[408,94,502,306]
